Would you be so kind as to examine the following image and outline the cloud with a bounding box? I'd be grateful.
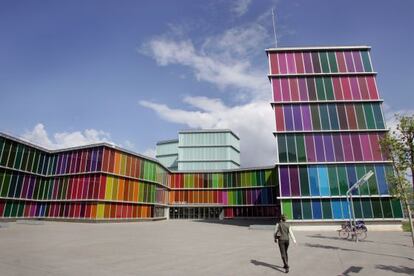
[139,97,276,167]
[231,0,252,16]
[21,123,114,149]
[142,147,156,158]
[382,103,414,132]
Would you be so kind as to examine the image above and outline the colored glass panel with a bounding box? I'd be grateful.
[360,51,372,72]
[328,166,339,196]
[327,52,338,73]
[332,199,342,219]
[282,200,293,219]
[316,78,326,100]
[322,200,332,219]
[312,200,322,219]
[299,166,310,196]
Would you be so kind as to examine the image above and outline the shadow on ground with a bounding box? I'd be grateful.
[190,219,276,227]
[375,265,414,275]
[307,234,373,243]
[250,259,285,272]
[305,243,414,261]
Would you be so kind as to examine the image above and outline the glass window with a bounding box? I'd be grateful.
[352,51,364,72]
[341,134,354,161]
[289,78,300,101]
[316,78,326,100]
[292,105,303,130]
[295,52,304,73]
[380,198,393,218]
[279,53,288,74]
[361,198,373,218]
[272,78,282,101]
[320,105,330,130]
[372,104,385,129]
[280,167,290,197]
[323,135,335,162]
[354,104,367,129]
[302,199,312,219]
[364,104,376,129]
[298,78,308,101]
[275,106,285,131]
[307,78,317,100]
[357,76,370,99]
[328,166,339,196]
[318,166,330,196]
[284,106,294,131]
[314,135,325,162]
[282,200,293,219]
[309,166,319,196]
[391,199,403,218]
[360,51,372,72]
[299,166,310,196]
[312,52,321,73]
[305,135,316,162]
[296,135,306,162]
[303,52,313,73]
[332,134,344,161]
[336,52,347,72]
[341,77,352,100]
[292,200,302,220]
[328,51,338,73]
[286,53,296,74]
[344,51,355,72]
[332,199,343,219]
[281,78,290,101]
[328,104,339,130]
[287,135,297,163]
[322,199,332,219]
[372,198,383,218]
[269,53,279,74]
[366,77,378,99]
[301,105,312,131]
[346,105,358,129]
[332,77,343,100]
[337,105,348,129]
[312,199,322,219]
[319,52,330,73]
[349,77,361,100]
[375,165,388,195]
[310,105,321,130]
[324,77,335,100]
[289,166,300,196]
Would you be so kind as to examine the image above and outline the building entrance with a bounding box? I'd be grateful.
[169,207,222,219]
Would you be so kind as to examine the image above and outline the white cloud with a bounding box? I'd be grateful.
[382,103,414,132]
[142,147,156,158]
[139,97,276,167]
[232,0,252,16]
[22,123,114,149]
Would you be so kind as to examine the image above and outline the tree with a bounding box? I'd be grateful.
[380,114,414,246]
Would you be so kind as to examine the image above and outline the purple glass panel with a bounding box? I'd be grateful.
[96,148,103,171]
[272,79,282,102]
[279,53,288,74]
[305,134,316,162]
[301,105,312,130]
[91,149,98,171]
[314,135,326,162]
[292,105,303,130]
[352,51,363,72]
[27,176,35,198]
[344,51,355,72]
[284,106,294,131]
[341,134,354,161]
[303,52,313,73]
[21,176,30,198]
[281,78,290,101]
[286,53,296,73]
[30,203,36,217]
[351,134,363,161]
[56,154,62,175]
[349,77,361,100]
[360,134,373,161]
[332,134,344,161]
[298,78,308,101]
[323,135,335,162]
[280,167,291,196]
[289,166,300,196]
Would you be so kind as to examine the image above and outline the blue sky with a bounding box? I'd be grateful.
[1,0,413,167]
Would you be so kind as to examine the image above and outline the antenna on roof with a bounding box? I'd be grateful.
[271,8,278,48]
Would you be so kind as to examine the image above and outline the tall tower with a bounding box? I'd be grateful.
[266,46,403,221]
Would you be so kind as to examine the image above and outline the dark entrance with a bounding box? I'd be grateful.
[169,207,222,219]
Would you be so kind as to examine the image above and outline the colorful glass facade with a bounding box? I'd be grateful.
[0,133,278,221]
[266,46,403,221]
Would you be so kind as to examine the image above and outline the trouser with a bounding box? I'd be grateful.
[278,239,290,268]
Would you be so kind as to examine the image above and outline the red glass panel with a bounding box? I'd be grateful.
[345,105,358,129]
[336,52,347,72]
[366,77,379,99]
[341,77,352,100]
[289,78,300,101]
[269,53,279,74]
[272,78,282,102]
[341,134,354,161]
[357,76,370,99]
[333,77,343,100]
[295,52,304,73]
[275,106,285,131]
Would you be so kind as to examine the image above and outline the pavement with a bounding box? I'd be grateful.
[0,220,413,275]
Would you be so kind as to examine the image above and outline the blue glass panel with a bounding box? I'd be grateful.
[309,166,320,196]
[312,199,322,219]
[375,165,388,195]
[318,166,330,196]
[341,199,350,219]
[332,199,343,219]
[346,166,357,195]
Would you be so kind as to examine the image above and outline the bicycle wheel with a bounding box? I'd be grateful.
[339,229,349,239]
[356,229,367,240]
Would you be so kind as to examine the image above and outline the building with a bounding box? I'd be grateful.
[156,129,240,171]
[266,46,402,221]
[0,45,404,222]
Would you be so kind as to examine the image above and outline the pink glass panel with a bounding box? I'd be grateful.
[287,53,296,74]
[357,76,370,99]
[341,134,354,161]
[341,77,352,100]
[295,52,304,73]
[289,78,300,101]
[344,51,355,72]
[269,53,279,74]
[279,53,288,74]
[301,105,312,131]
[272,78,282,102]
[366,77,379,99]
[332,77,343,100]
[349,77,361,100]
[275,106,285,131]
[303,52,313,73]
[351,134,363,161]
[281,78,290,101]
[305,134,316,162]
[298,78,308,101]
[336,52,347,72]
[360,134,373,161]
[352,51,364,72]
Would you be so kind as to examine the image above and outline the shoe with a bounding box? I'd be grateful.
[285,267,289,273]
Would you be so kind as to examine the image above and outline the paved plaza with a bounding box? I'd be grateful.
[0,220,413,275]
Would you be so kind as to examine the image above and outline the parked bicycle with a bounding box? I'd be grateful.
[338,221,367,240]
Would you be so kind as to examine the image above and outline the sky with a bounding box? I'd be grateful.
[1,0,413,167]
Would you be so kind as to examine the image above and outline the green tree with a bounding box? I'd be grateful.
[380,115,414,246]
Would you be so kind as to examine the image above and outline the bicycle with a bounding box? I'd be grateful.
[338,221,367,240]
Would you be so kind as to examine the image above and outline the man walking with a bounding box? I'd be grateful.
[274,215,296,273]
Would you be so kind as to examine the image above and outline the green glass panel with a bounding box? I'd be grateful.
[27,149,34,172]
[296,135,306,162]
[372,104,385,129]
[302,199,312,219]
[356,165,367,195]
[299,166,310,196]
[14,146,24,170]
[32,151,40,174]
[371,198,383,218]
[337,166,348,195]
[322,200,332,219]
[7,143,17,168]
[47,179,53,199]
[1,173,10,197]
[4,202,12,217]
[328,52,338,73]
[112,177,118,199]
[218,174,224,188]
[319,105,330,130]
[17,202,24,217]
[0,141,11,166]
[366,165,378,194]
[10,202,18,217]
[0,137,5,161]
[212,173,218,188]
[0,171,4,196]
[381,198,393,218]
[361,51,372,72]
[8,174,17,197]
[13,174,23,198]
[328,166,339,196]
[310,105,321,130]
[278,135,288,163]
[319,52,330,73]
[363,104,376,129]
[292,200,302,219]
[282,200,293,220]
[354,104,367,129]
[286,135,297,163]
[353,199,363,219]
[323,77,334,100]
[316,78,326,100]
[391,199,403,218]
[361,199,373,218]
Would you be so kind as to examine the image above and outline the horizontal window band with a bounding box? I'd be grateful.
[270,100,384,106]
[265,46,371,52]
[275,161,392,165]
[278,195,393,199]
[273,129,388,134]
[268,72,377,78]
[168,186,277,191]
[0,197,169,206]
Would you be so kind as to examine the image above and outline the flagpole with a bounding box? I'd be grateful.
[271,8,278,48]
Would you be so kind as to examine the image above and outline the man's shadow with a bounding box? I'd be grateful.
[251,259,285,272]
